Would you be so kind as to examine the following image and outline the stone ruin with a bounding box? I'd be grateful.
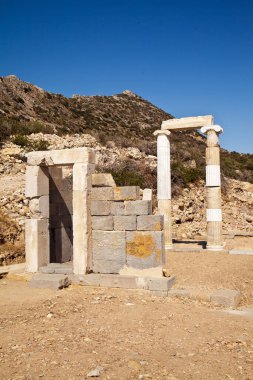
[25,115,224,292]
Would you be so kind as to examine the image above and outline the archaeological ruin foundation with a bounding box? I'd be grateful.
[25,115,225,291]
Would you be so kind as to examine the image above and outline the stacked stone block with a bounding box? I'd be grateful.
[91,174,165,274]
[25,166,50,272]
[25,148,95,275]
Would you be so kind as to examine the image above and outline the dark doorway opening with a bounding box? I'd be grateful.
[49,166,73,263]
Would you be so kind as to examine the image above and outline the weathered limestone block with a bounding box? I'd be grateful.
[111,202,125,215]
[210,289,241,308]
[113,216,136,231]
[73,189,91,274]
[92,216,113,230]
[29,274,71,289]
[27,148,95,166]
[124,200,151,215]
[92,173,116,187]
[91,187,114,201]
[114,186,140,201]
[25,219,49,272]
[30,195,49,218]
[73,163,95,275]
[25,166,49,198]
[91,201,111,216]
[148,276,176,291]
[143,188,152,201]
[158,197,172,250]
[206,147,220,165]
[73,163,94,191]
[126,231,164,269]
[207,221,223,249]
[92,231,126,273]
[162,115,213,131]
[206,187,222,209]
[137,215,164,231]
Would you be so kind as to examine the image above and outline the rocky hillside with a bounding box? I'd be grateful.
[1,75,252,185]
[0,75,252,265]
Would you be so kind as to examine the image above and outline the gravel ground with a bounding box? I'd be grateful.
[168,250,253,306]
[0,278,253,380]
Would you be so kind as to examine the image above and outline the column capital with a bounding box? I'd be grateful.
[200,125,223,134]
[153,129,171,137]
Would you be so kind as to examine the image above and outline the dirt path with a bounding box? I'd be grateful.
[0,279,253,380]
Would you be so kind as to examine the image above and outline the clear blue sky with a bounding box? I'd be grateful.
[1,0,252,153]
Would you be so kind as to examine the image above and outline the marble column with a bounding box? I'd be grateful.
[154,129,172,264]
[201,125,224,250]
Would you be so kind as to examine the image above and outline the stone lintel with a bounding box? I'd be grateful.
[161,115,214,131]
[26,148,95,166]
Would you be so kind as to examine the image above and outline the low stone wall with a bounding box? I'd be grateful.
[91,174,165,274]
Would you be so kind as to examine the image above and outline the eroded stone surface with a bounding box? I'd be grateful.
[210,289,241,308]
[92,216,113,231]
[92,173,116,187]
[137,215,164,231]
[113,216,136,231]
[111,202,125,215]
[124,200,151,215]
[114,186,140,201]
[91,201,111,216]
[92,231,126,273]
[126,231,164,269]
[29,274,71,289]
[91,187,114,201]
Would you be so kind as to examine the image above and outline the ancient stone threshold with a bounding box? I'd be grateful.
[71,273,176,297]
[229,250,253,256]
[168,287,241,308]
[39,262,73,274]
[171,248,229,253]
[28,272,176,295]
[171,240,228,253]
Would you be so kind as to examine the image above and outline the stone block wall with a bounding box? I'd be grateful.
[91,174,165,274]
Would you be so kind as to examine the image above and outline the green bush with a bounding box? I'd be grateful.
[111,168,146,188]
[171,160,204,186]
[0,116,53,144]
[11,134,49,151]
[12,134,30,147]
[31,139,49,151]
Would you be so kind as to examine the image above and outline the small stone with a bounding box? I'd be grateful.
[87,366,103,377]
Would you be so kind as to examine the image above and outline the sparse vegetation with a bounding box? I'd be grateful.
[11,134,49,151]
[0,75,252,184]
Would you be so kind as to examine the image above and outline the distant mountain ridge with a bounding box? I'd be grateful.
[0,75,172,140]
[0,75,252,184]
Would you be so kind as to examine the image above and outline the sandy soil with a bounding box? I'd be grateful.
[0,277,253,380]
[168,250,253,306]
